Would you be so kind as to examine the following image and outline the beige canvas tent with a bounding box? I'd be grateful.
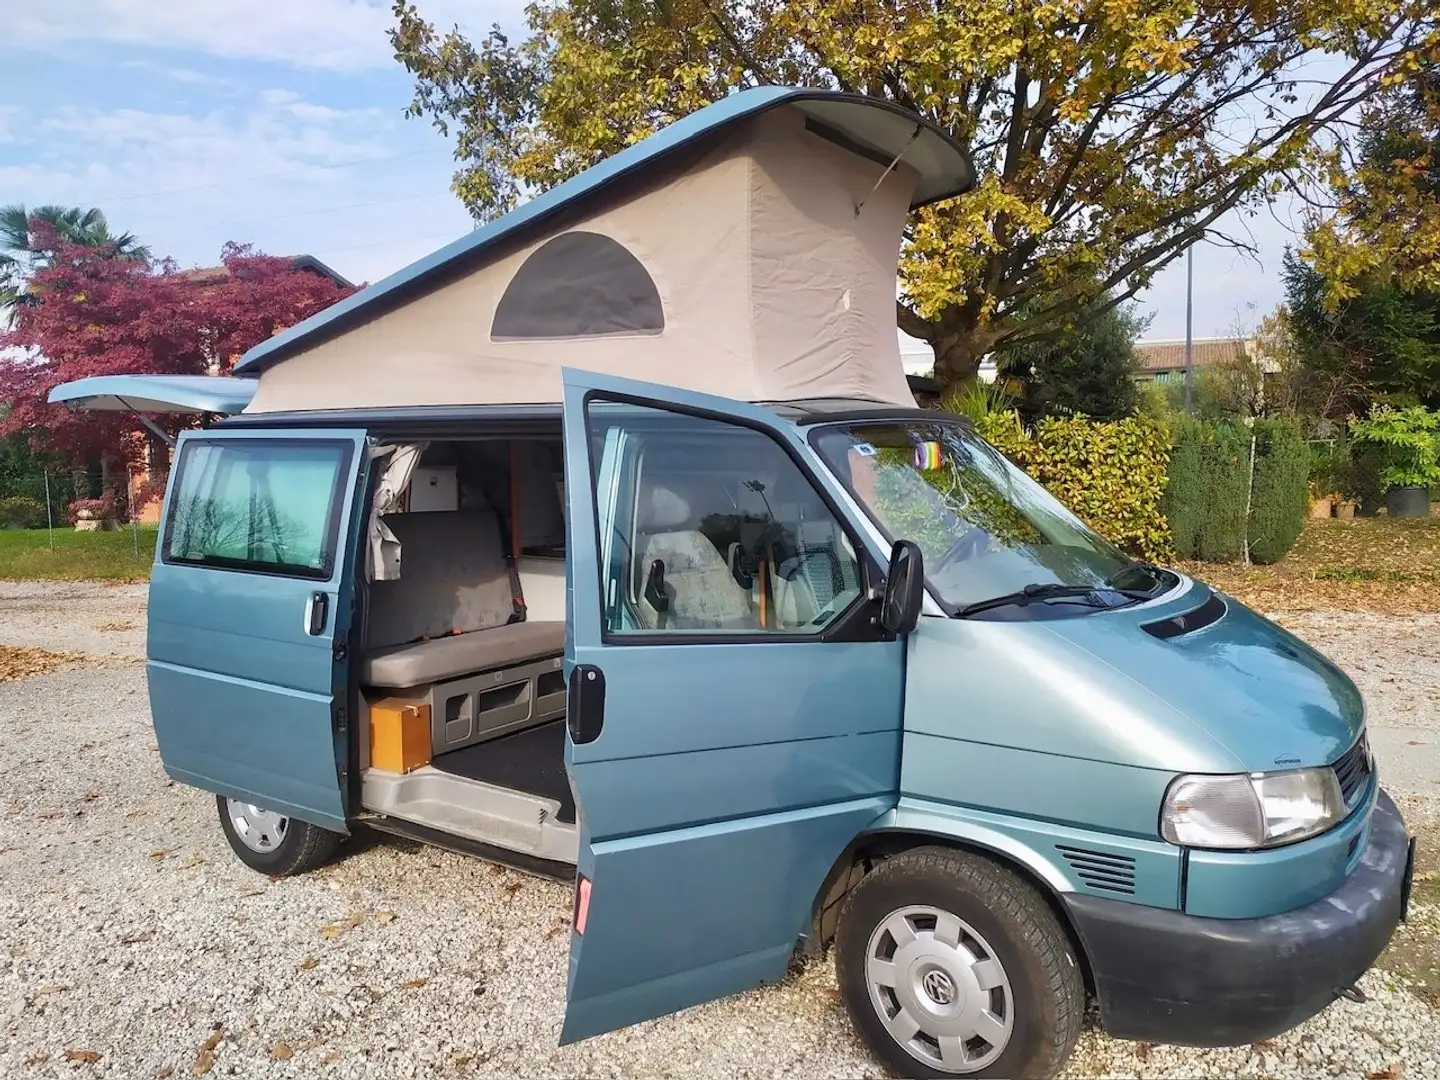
[236,88,975,413]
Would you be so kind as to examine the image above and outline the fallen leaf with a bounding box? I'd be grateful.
[179,857,204,870]
[298,956,318,971]
[271,1043,294,1061]
[0,646,87,683]
[400,978,427,989]
[192,1026,224,1076]
[148,850,170,861]
[1366,1066,1404,1080]
[64,1049,102,1063]
[505,880,524,896]
[83,791,100,802]
[154,1069,174,1079]
[374,910,397,924]
[321,1050,341,1063]
[1136,1042,1150,1061]
[35,984,69,995]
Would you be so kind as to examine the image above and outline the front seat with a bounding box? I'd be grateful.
[637,483,753,630]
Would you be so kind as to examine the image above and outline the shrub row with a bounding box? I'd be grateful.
[978,411,1174,562]
[973,410,1311,566]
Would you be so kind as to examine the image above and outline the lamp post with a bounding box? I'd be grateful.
[1183,244,1194,413]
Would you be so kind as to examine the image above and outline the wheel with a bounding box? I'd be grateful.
[216,795,343,876]
[835,846,1084,1079]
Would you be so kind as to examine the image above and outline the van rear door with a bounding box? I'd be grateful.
[557,368,907,1043]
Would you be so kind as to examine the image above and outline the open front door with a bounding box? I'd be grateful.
[559,368,907,1043]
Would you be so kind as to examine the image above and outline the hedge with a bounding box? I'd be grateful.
[1163,419,1250,561]
[0,496,48,530]
[1247,419,1309,564]
[978,411,1174,561]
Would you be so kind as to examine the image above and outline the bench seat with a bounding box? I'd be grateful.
[363,620,566,689]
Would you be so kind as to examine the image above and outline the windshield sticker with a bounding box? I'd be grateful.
[851,442,876,456]
[913,441,944,471]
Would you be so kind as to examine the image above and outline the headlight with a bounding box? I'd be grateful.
[1160,768,1346,849]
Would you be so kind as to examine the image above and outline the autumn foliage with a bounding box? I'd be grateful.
[0,237,356,468]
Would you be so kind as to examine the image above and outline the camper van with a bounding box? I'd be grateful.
[51,88,1415,1079]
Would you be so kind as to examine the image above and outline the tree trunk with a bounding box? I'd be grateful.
[931,327,1003,394]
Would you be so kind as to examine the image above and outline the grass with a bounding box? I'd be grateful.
[1177,512,1440,614]
[0,526,157,581]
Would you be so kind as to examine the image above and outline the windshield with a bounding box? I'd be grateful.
[810,419,1145,612]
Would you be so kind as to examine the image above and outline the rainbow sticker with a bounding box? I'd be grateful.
[913,441,943,471]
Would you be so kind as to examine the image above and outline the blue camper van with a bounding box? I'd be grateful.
[51,87,1415,1080]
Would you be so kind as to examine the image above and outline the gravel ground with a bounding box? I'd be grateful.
[1,582,1436,1080]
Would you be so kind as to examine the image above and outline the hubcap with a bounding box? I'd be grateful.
[226,800,289,853]
[864,905,1015,1074]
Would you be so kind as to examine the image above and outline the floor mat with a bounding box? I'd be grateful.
[431,720,575,823]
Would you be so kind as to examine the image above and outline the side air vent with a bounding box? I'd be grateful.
[1057,845,1137,896]
[1142,594,1227,640]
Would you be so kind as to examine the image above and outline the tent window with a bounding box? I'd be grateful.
[491,231,664,340]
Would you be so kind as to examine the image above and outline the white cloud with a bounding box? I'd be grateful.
[8,0,526,71]
[0,106,19,144]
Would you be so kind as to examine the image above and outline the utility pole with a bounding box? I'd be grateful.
[1183,244,1194,413]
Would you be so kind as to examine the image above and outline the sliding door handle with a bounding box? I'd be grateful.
[304,592,330,636]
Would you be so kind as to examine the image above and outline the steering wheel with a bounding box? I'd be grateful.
[931,526,990,574]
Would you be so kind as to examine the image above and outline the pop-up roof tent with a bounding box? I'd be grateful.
[234,87,974,414]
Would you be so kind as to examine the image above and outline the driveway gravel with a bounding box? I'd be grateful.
[1,581,1436,1080]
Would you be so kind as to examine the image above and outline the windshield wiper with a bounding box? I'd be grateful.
[955,582,1152,619]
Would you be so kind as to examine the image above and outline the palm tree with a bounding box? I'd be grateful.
[0,204,151,312]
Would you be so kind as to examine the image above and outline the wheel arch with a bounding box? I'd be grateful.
[805,824,1096,997]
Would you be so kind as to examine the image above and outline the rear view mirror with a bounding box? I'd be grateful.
[880,540,924,635]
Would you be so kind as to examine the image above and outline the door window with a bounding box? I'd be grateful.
[586,402,864,636]
[164,439,354,578]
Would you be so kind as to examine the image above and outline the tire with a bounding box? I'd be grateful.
[216,795,344,876]
[835,846,1084,1079]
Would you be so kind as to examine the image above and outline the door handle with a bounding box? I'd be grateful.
[567,664,605,745]
[305,591,330,636]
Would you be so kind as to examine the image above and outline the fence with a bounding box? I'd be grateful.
[0,468,149,558]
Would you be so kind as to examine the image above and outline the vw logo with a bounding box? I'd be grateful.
[922,969,956,1006]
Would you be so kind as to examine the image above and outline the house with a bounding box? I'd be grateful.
[1133,336,1252,384]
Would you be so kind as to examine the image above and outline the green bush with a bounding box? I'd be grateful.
[1162,419,1250,561]
[0,496,47,530]
[1349,404,1440,492]
[1247,419,1309,564]
[977,410,1173,560]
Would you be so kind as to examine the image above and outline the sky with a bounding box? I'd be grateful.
[2,1,1314,354]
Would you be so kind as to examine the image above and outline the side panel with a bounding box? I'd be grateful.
[560,369,907,1043]
[146,428,369,831]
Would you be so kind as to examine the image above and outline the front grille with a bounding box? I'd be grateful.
[1056,845,1137,896]
[1332,734,1372,808]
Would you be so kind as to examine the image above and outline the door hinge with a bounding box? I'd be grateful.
[333,643,348,662]
[336,707,348,733]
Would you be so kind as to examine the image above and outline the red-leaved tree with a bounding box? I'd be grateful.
[0,236,357,482]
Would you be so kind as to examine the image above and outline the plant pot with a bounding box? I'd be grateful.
[1386,485,1432,518]
[1308,497,1334,520]
[1335,500,1356,521]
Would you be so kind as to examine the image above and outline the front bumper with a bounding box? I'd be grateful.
[1063,788,1414,1047]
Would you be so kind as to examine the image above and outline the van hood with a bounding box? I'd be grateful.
[1037,579,1363,772]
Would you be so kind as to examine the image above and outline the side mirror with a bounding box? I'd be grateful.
[880,540,924,635]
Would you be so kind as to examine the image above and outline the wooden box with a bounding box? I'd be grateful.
[368,697,432,774]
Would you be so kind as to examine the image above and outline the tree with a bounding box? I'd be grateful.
[997,299,1144,421]
[390,0,1438,391]
[1283,248,1439,412]
[1,204,151,312]
[0,239,357,482]
[1305,63,1440,301]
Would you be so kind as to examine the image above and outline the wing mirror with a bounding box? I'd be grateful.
[879,540,924,635]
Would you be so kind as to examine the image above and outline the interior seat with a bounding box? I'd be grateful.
[361,508,564,688]
[637,483,753,630]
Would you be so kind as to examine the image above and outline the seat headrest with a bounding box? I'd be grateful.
[640,484,693,531]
